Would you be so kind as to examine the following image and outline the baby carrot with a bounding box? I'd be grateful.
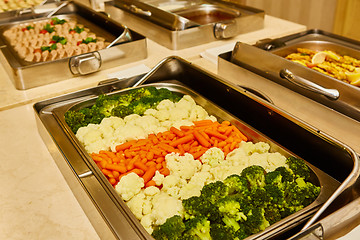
[170,126,185,137]
[145,180,156,188]
[169,134,194,147]
[158,143,176,153]
[146,151,154,161]
[205,129,227,141]
[115,140,136,152]
[192,148,208,159]
[134,161,149,172]
[193,130,211,148]
[142,167,157,184]
[159,167,170,176]
[106,163,127,174]
[193,119,214,127]
[109,178,117,185]
[130,168,144,176]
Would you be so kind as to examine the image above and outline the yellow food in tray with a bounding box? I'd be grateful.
[285,48,360,86]
[3,17,110,62]
[0,0,43,12]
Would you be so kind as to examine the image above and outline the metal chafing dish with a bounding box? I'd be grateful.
[0,0,59,24]
[110,0,264,49]
[221,29,360,123]
[0,0,147,90]
[34,56,359,239]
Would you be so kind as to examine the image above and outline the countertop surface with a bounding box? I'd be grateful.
[1,3,359,240]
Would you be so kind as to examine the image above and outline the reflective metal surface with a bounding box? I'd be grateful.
[229,30,360,122]
[111,0,264,49]
[34,56,359,239]
[0,1,147,90]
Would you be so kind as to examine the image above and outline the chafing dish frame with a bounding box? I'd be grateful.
[34,56,359,239]
[111,0,264,49]
[229,29,360,122]
[0,1,147,90]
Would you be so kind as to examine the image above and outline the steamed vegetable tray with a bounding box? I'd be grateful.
[65,86,321,239]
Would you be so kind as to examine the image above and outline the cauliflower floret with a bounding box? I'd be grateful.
[168,107,189,121]
[179,182,203,200]
[98,124,114,140]
[162,175,187,198]
[156,99,175,111]
[151,192,184,226]
[100,116,125,129]
[241,141,270,155]
[126,191,146,220]
[175,95,196,111]
[76,123,102,144]
[200,147,225,167]
[144,186,160,196]
[141,214,154,234]
[152,171,165,186]
[189,105,209,121]
[115,172,144,201]
[114,124,147,142]
[123,114,142,123]
[154,109,171,121]
[165,153,202,180]
[143,108,158,117]
[84,139,109,153]
[249,152,287,172]
[132,115,161,134]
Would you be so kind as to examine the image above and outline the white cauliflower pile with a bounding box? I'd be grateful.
[76,95,216,153]
[115,141,288,234]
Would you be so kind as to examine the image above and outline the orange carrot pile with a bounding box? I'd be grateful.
[90,120,248,187]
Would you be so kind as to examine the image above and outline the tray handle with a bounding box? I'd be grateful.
[280,68,340,100]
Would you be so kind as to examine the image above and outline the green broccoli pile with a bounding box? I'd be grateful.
[64,87,182,133]
[152,157,320,240]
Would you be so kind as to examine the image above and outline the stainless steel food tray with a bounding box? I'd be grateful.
[34,56,359,239]
[227,29,360,122]
[0,0,59,24]
[0,1,147,90]
[110,0,264,49]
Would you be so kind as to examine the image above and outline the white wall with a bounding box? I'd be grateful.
[238,0,337,32]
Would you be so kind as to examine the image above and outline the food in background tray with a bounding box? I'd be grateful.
[285,48,360,86]
[64,86,321,238]
[0,0,43,12]
[3,17,110,62]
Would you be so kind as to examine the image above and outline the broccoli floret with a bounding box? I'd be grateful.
[111,105,133,118]
[283,177,320,208]
[182,196,221,222]
[152,215,186,240]
[286,156,311,180]
[223,174,249,196]
[64,107,104,133]
[264,170,282,186]
[241,165,266,189]
[200,181,229,204]
[157,88,182,102]
[246,187,270,208]
[182,216,211,240]
[275,166,294,183]
[128,87,157,102]
[216,196,247,231]
[98,99,119,117]
[264,184,285,205]
[243,208,270,235]
[264,206,282,225]
[64,110,85,133]
[210,223,237,240]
